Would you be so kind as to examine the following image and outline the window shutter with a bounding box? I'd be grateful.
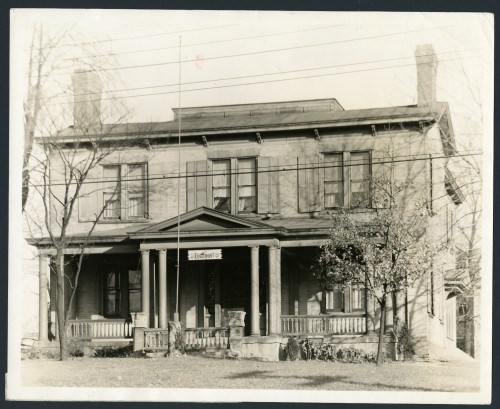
[78,167,99,222]
[186,161,196,211]
[257,157,280,214]
[298,155,320,213]
[186,160,209,211]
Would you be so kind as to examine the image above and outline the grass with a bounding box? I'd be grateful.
[22,355,480,391]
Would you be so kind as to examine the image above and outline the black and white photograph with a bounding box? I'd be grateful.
[7,8,493,404]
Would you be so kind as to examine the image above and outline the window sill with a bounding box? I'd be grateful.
[99,218,149,224]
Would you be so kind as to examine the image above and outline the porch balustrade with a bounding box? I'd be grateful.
[143,329,169,350]
[281,314,366,335]
[66,319,133,339]
[184,327,230,349]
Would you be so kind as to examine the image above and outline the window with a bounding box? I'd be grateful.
[212,158,257,214]
[213,159,231,212]
[104,271,121,317]
[324,153,343,208]
[351,286,366,311]
[103,165,121,219]
[103,269,142,318]
[350,152,371,208]
[238,158,256,213]
[324,285,365,313]
[101,163,148,221]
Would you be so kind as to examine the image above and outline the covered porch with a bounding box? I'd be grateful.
[34,208,399,351]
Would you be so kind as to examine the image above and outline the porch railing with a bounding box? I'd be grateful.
[281,314,366,335]
[66,319,133,339]
[185,327,230,350]
[143,329,169,350]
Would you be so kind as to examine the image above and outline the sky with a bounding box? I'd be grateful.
[12,9,493,148]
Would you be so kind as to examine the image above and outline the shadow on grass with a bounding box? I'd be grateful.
[225,371,467,392]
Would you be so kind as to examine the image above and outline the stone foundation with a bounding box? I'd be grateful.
[239,335,284,361]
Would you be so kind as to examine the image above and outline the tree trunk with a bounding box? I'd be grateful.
[376,295,386,366]
[55,252,66,360]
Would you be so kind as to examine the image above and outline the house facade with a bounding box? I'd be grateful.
[27,44,465,360]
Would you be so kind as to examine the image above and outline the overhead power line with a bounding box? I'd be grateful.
[34,24,458,78]
[32,23,238,51]
[35,52,482,106]
[33,151,482,187]
[55,24,348,62]
[32,48,480,102]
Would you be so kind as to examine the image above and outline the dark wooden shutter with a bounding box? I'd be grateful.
[78,167,99,222]
[298,155,320,213]
[257,157,279,214]
[186,160,210,211]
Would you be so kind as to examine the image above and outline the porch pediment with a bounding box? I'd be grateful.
[130,207,272,235]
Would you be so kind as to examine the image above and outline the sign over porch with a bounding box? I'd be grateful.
[188,249,222,261]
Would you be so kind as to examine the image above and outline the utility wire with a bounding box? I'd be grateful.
[32,48,479,102]
[33,24,458,78]
[33,52,482,106]
[31,24,238,51]
[32,151,482,187]
[55,24,347,62]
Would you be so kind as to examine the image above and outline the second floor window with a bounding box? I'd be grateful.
[100,163,148,221]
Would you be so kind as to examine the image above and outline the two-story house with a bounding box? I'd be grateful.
[28,44,464,360]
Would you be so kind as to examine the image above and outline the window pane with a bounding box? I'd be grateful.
[350,152,370,181]
[352,287,365,310]
[128,193,144,218]
[128,164,145,191]
[213,160,230,187]
[238,158,256,186]
[325,287,344,312]
[325,181,343,208]
[351,181,369,208]
[238,186,256,212]
[104,272,120,317]
[103,192,120,219]
[324,153,343,181]
[103,165,120,191]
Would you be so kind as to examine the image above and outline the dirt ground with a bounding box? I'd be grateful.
[21,355,481,392]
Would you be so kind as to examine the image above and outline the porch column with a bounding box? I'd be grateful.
[158,250,168,328]
[250,246,260,336]
[268,246,278,335]
[385,292,394,334]
[38,254,50,342]
[276,247,281,333]
[141,250,150,326]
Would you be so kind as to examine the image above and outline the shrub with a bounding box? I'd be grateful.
[66,339,86,357]
[93,345,132,358]
[301,340,376,364]
[284,337,300,361]
[397,323,415,361]
[21,348,40,360]
[174,330,185,354]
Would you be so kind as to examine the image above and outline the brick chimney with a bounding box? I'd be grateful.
[415,44,438,107]
[71,69,102,130]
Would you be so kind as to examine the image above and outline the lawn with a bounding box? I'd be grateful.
[21,355,480,392]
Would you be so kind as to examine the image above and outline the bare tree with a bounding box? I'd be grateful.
[23,24,148,359]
